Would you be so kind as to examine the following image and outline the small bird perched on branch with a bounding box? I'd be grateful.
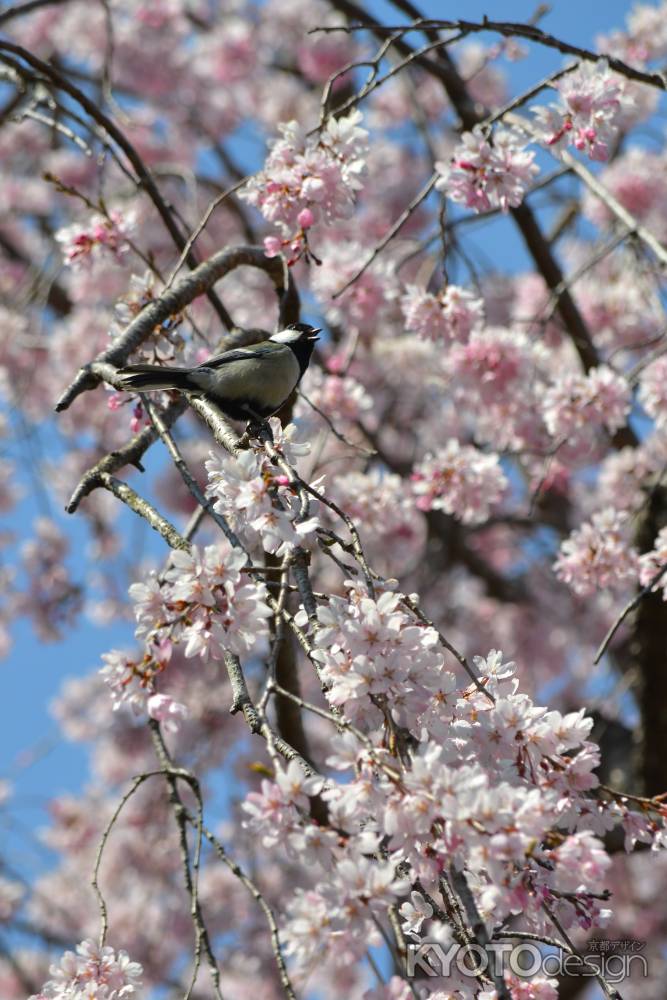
[116,322,320,424]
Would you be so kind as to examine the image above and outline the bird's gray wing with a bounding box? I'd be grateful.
[196,343,278,370]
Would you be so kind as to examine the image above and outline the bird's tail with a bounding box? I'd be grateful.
[116,364,194,393]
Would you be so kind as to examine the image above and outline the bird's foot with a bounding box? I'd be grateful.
[245,417,273,443]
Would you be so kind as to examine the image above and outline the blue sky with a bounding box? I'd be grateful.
[2,0,642,880]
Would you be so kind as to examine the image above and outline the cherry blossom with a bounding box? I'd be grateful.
[29,939,142,1000]
[4,4,667,998]
[541,364,631,441]
[533,60,624,161]
[437,126,539,213]
[401,283,484,343]
[555,508,640,596]
[55,210,135,270]
[299,367,374,425]
[240,110,368,262]
[204,427,321,555]
[327,469,428,576]
[412,441,508,524]
[399,890,433,938]
[638,526,667,595]
[638,355,667,428]
[146,693,188,733]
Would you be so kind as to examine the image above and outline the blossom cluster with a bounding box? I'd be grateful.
[639,355,667,428]
[55,210,135,270]
[412,441,508,524]
[205,421,321,555]
[29,939,142,1000]
[18,517,82,642]
[308,238,397,336]
[401,283,484,343]
[554,507,639,596]
[436,126,539,213]
[7,1,667,996]
[639,525,667,596]
[533,60,624,161]
[541,364,631,441]
[328,469,427,576]
[100,540,271,714]
[445,326,550,450]
[300,366,374,425]
[242,645,619,980]
[308,588,449,727]
[241,110,368,262]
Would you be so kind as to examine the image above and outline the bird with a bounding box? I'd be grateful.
[116,322,321,424]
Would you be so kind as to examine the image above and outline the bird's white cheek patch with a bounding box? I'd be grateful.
[270,329,302,345]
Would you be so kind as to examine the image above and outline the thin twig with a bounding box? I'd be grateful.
[143,395,246,551]
[164,178,252,289]
[0,39,234,332]
[541,898,622,1000]
[92,774,150,946]
[199,822,297,999]
[298,389,376,457]
[593,561,667,665]
[449,865,511,999]
[65,398,187,513]
[313,16,667,92]
[149,724,223,1000]
[401,596,494,703]
[506,111,667,271]
[333,172,439,298]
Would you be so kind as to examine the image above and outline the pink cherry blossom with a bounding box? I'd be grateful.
[5,5,667,996]
[638,355,667,428]
[554,508,640,596]
[29,939,142,1000]
[533,60,624,161]
[55,209,135,269]
[437,126,539,213]
[638,526,667,595]
[146,693,188,733]
[401,283,484,342]
[241,110,368,262]
[412,441,508,524]
[542,364,631,440]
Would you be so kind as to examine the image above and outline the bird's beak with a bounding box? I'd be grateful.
[308,328,322,341]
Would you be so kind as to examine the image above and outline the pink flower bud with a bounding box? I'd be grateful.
[325,353,346,374]
[297,207,315,229]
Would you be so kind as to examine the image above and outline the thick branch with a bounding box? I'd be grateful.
[55,245,298,412]
[97,473,190,550]
[65,398,187,513]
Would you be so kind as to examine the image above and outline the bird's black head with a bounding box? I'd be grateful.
[270,323,321,374]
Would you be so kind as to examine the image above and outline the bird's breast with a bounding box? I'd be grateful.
[189,351,301,412]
